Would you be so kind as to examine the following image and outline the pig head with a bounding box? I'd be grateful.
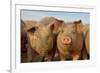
[21,20,39,62]
[27,17,64,61]
[57,20,84,60]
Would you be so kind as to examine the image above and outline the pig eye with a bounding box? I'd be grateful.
[27,27,38,33]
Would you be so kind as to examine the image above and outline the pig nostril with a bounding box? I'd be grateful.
[64,38,69,42]
[62,36,71,45]
[63,38,66,41]
[67,38,69,41]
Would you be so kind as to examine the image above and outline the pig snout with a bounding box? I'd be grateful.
[61,36,72,45]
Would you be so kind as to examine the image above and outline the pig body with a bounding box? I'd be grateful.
[57,20,84,60]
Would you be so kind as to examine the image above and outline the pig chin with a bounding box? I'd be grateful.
[35,46,48,57]
[36,43,51,57]
[63,43,71,49]
[38,49,48,57]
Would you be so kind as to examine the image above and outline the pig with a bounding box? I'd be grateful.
[26,17,64,61]
[85,30,89,54]
[57,20,84,60]
[80,24,89,60]
[21,20,39,62]
[82,24,89,55]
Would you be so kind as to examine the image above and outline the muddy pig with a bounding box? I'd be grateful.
[57,20,84,60]
[27,17,64,61]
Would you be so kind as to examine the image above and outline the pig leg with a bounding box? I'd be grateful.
[80,48,89,60]
[73,55,80,60]
[72,51,81,60]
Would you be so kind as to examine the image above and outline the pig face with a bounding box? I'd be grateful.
[57,20,83,60]
[27,17,64,58]
[27,25,53,57]
[21,20,39,62]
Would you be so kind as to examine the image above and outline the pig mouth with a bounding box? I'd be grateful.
[38,48,48,57]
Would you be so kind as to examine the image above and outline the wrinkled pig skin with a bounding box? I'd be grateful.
[26,17,64,61]
[57,20,84,60]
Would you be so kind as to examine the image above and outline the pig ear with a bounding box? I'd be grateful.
[74,20,83,33]
[48,19,64,32]
[27,27,38,33]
